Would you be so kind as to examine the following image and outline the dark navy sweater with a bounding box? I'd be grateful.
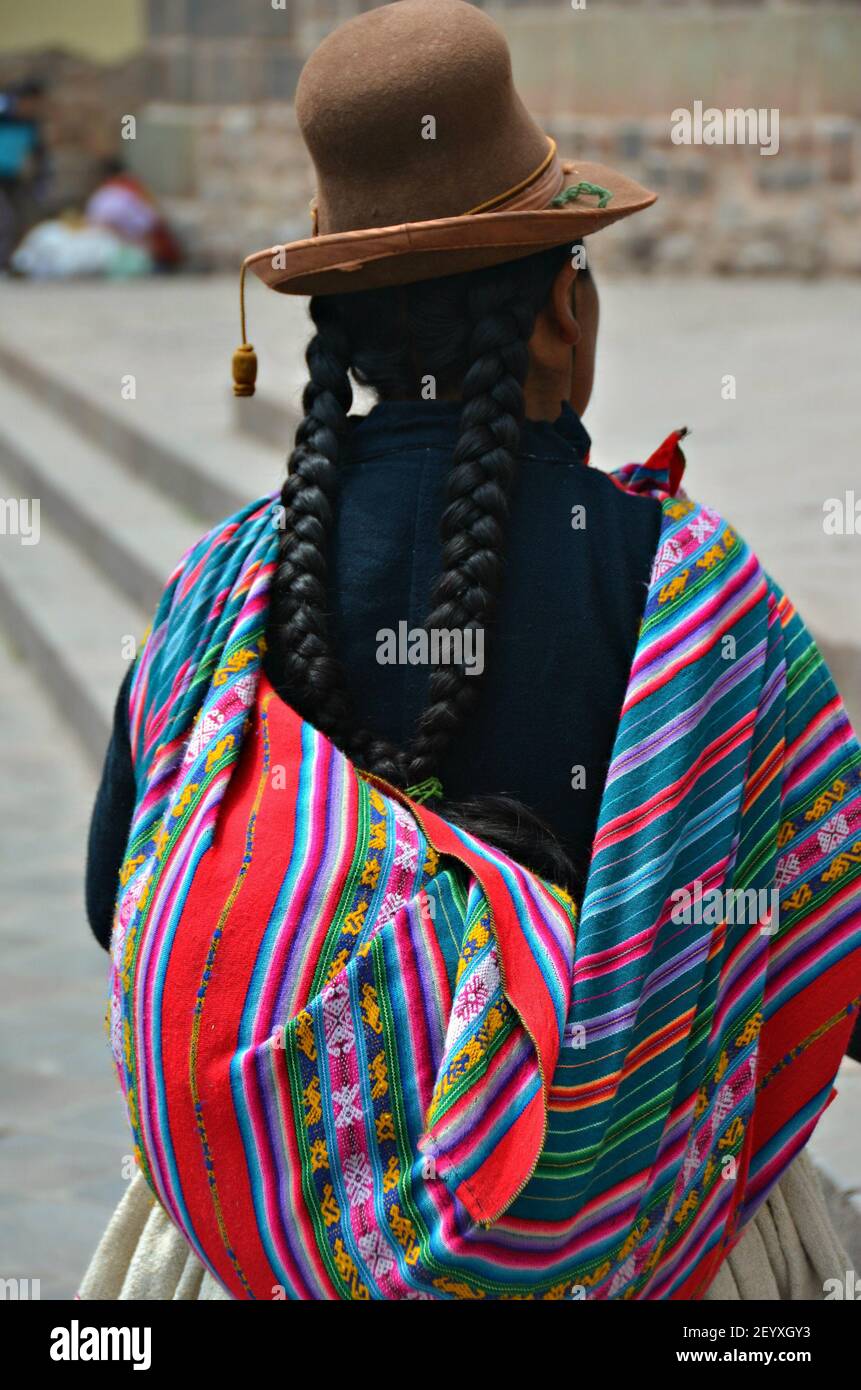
[86,401,662,948]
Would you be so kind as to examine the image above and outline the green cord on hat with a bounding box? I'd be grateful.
[551,181,613,210]
[404,776,444,805]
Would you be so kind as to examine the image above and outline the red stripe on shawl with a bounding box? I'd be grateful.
[550,1009,696,1110]
[159,697,336,1299]
[157,702,266,1297]
[626,554,764,704]
[452,1091,548,1227]
[680,951,861,1300]
[752,948,861,1155]
[593,712,758,854]
[741,738,785,815]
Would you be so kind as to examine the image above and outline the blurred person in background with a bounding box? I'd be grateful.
[9,156,181,280]
[85,157,182,270]
[0,78,48,268]
[81,0,861,1303]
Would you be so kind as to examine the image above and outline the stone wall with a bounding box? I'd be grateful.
[0,48,150,213]
[4,1,860,273]
[547,113,861,274]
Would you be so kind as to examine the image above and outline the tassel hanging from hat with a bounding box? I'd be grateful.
[232,260,257,398]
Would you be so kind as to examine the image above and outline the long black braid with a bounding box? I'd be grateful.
[266,244,579,887]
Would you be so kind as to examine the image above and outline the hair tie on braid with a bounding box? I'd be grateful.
[405,776,444,805]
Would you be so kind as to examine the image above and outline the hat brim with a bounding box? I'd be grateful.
[245,160,656,296]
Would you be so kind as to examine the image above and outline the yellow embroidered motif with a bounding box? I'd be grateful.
[658,569,690,604]
[666,500,694,520]
[361,983,383,1035]
[713,1049,729,1083]
[369,789,386,816]
[390,1205,419,1260]
[619,1216,650,1261]
[735,1011,763,1048]
[454,916,493,987]
[127,1084,138,1133]
[423,846,440,876]
[119,853,145,886]
[121,924,137,992]
[382,1155,400,1193]
[722,527,737,549]
[427,999,511,1115]
[581,1259,612,1287]
[784,882,812,911]
[822,841,861,884]
[718,1116,744,1150]
[542,1282,570,1301]
[674,1190,699,1225]
[332,1239,370,1299]
[805,779,847,822]
[212,645,259,686]
[696,544,724,571]
[303,1076,322,1127]
[326,949,349,981]
[375,1112,396,1143]
[777,820,796,848]
[309,1138,328,1172]
[341,899,369,937]
[368,1050,388,1100]
[369,821,387,851]
[433,1277,485,1299]
[320,1183,340,1226]
[172,783,199,818]
[360,857,381,889]
[644,1237,666,1273]
[466,916,491,956]
[694,1085,709,1119]
[205,733,235,770]
[295,1009,316,1061]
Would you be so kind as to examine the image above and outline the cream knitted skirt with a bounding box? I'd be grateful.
[78,1147,847,1301]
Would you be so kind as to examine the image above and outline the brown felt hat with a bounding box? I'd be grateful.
[244,0,656,299]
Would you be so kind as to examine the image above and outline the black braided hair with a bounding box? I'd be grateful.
[266,244,579,888]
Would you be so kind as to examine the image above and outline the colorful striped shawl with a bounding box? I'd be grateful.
[109,433,861,1299]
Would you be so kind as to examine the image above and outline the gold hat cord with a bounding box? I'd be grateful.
[232,260,258,397]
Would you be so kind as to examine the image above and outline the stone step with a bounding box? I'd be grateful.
[0,333,282,527]
[0,461,146,766]
[0,373,201,615]
[234,389,301,453]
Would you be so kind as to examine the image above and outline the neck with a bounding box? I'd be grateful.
[523,379,568,423]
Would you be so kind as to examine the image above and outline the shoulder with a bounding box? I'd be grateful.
[161,492,282,614]
[129,492,281,741]
[634,492,776,644]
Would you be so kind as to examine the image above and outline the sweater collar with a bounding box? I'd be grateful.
[346,399,591,465]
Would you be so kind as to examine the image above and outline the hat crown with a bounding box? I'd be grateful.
[295,0,550,234]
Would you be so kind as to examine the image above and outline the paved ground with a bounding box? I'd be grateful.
[0,641,129,1300]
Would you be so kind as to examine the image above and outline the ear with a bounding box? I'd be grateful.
[550,260,581,348]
